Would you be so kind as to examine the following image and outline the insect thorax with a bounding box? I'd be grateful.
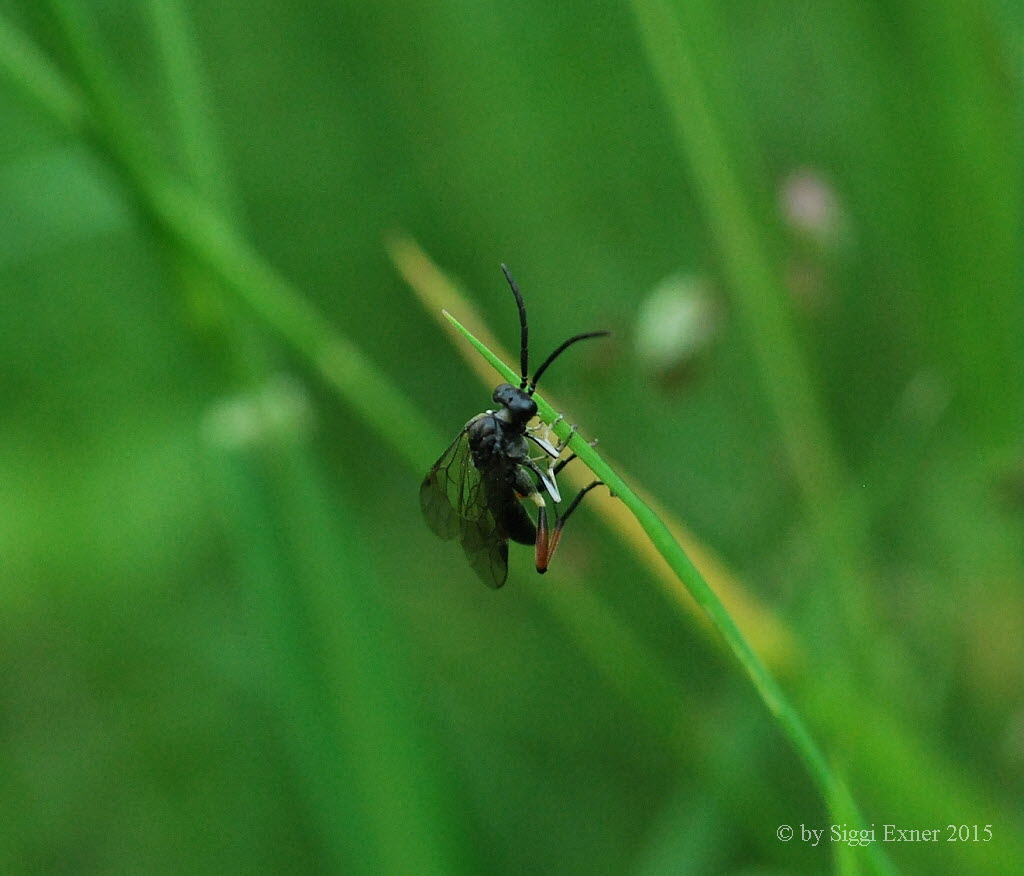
[467,412,529,471]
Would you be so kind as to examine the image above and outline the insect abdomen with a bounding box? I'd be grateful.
[494,491,537,545]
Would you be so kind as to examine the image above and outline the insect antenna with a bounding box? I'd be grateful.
[500,264,530,389]
[530,331,611,394]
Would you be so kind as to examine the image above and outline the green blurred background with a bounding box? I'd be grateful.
[1,0,1021,873]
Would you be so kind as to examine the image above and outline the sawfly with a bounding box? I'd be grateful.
[420,264,608,588]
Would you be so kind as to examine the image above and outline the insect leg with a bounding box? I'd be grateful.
[526,428,560,459]
[535,480,604,574]
[552,452,578,478]
[553,422,578,455]
[535,501,551,573]
[523,456,561,504]
[532,434,601,507]
[550,434,600,477]
[525,412,573,457]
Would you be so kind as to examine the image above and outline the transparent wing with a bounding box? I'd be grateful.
[420,418,509,588]
[420,429,477,541]
[460,510,509,589]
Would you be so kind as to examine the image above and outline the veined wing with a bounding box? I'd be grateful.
[459,505,509,589]
[420,416,509,588]
[419,422,483,539]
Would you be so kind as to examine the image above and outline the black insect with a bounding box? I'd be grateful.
[420,264,609,588]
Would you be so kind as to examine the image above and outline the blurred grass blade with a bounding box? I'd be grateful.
[809,682,1024,875]
[205,384,468,874]
[143,0,236,213]
[141,0,263,369]
[0,6,442,473]
[0,10,89,134]
[627,0,872,643]
[148,183,445,471]
[627,0,846,503]
[20,5,469,871]
[900,4,1021,446]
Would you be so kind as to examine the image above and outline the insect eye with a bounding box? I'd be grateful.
[518,396,538,418]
